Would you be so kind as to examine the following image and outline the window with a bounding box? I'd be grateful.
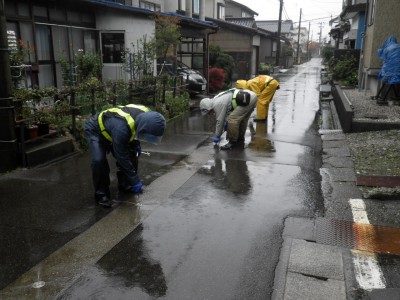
[84,31,97,54]
[241,11,251,18]
[217,3,225,20]
[139,1,161,12]
[36,25,55,87]
[368,0,375,26]
[101,32,124,63]
[52,27,69,61]
[193,0,199,14]
[36,25,52,61]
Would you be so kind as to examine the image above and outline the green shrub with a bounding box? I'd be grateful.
[259,63,274,75]
[321,46,334,64]
[331,53,358,86]
[209,45,234,84]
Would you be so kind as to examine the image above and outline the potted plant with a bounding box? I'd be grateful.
[35,107,57,136]
[27,123,39,140]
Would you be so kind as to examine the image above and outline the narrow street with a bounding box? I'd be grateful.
[1,58,325,299]
[59,58,325,299]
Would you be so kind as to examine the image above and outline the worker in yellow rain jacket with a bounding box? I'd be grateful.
[236,75,280,121]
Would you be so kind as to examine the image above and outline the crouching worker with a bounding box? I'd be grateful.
[236,75,280,121]
[84,104,166,208]
[200,88,257,150]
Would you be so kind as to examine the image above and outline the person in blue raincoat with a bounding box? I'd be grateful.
[84,104,166,207]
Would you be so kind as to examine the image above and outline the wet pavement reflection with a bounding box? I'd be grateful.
[1,59,326,299]
[58,224,168,299]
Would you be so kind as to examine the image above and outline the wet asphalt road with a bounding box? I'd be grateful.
[60,59,324,299]
[0,58,325,299]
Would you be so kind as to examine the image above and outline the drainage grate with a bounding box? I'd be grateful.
[316,218,400,256]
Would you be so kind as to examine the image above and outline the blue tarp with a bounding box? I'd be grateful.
[378,35,400,84]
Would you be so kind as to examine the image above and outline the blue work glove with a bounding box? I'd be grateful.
[213,136,221,143]
[131,181,143,194]
[223,122,228,132]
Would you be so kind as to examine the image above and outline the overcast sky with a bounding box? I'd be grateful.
[233,0,344,41]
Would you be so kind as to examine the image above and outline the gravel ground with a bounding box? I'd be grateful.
[341,89,400,199]
[344,88,400,121]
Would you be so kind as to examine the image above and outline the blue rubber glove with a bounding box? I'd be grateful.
[131,181,143,194]
[213,136,221,143]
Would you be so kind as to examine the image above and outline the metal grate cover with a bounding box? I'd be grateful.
[316,218,400,256]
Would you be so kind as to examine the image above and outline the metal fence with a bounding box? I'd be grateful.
[13,75,188,167]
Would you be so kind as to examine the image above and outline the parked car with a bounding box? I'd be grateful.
[160,60,207,95]
[177,61,207,95]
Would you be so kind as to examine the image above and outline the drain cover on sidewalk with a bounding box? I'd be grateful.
[316,218,400,256]
[356,175,400,188]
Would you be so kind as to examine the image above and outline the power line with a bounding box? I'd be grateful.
[292,15,336,24]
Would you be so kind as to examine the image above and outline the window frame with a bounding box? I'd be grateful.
[217,3,225,20]
[139,0,161,12]
[193,0,199,15]
[101,31,125,64]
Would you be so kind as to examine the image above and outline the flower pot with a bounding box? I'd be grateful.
[37,122,50,136]
[28,125,39,140]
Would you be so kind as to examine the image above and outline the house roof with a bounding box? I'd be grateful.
[329,15,341,26]
[340,3,366,20]
[256,20,293,33]
[87,0,218,30]
[208,17,279,41]
[207,17,258,35]
[225,17,257,29]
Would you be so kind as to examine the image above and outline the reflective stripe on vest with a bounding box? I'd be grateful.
[232,89,241,110]
[98,104,150,142]
[214,88,241,110]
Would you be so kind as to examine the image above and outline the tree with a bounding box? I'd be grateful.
[321,46,334,64]
[209,67,226,93]
[209,45,234,85]
[154,15,181,61]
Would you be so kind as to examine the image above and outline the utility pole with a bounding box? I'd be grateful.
[306,22,310,61]
[319,22,323,55]
[0,0,18,172]
[275,0,283,67]
[296,8,302,64]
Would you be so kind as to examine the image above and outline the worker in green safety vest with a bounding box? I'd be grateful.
[200,88,257,150]
[84,104,166,208]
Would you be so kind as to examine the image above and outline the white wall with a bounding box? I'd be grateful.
[163,0,180,12]
[96,11,155,81]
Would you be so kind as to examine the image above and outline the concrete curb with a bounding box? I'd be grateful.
[331,84,400,133]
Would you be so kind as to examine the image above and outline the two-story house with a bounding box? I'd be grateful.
[4,0,218,88]
[340,0,366,50]
[331,0,400,93]
[256,20,294,66]
[359,0,400,93]
[291,26,309,62]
